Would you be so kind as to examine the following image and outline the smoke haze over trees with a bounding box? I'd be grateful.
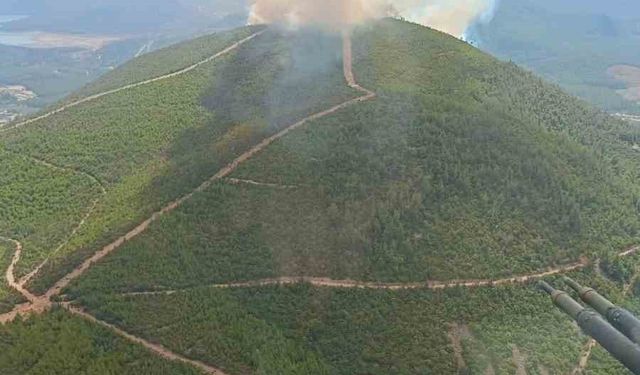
[248,0,497,37]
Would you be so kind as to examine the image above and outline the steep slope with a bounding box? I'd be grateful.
[1,19,640,374]
[68,20,640,294]
[0,309,203,374]
[0,26,359,299]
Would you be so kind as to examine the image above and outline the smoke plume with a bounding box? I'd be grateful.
[248,0,497,37]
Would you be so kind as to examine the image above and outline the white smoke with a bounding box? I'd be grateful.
[247,0,497,38]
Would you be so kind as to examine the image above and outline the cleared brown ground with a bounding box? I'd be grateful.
[608,64,640,102]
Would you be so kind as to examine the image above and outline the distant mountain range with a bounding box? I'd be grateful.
[0,0,247,34]
[2,0,638,122]
[0,0,249,123]
[468,0,640,114]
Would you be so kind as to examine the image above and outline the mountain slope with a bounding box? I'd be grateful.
[1,26,359,297]
[1,19,640,374]
[67,19,640,293]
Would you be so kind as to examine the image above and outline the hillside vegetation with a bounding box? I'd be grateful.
[1,27,358,294]
[71,27,263,99]
[2,18,640,374]
[68,20,640,298]
[72,263,640,374]
[0,241,25,314]
[0,309,201,374]
[0,149,101,277]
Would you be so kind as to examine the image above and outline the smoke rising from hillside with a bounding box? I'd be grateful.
[248,0,497,37]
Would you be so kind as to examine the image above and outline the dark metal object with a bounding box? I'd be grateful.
[540,281,640,374]
[565,277,640,345]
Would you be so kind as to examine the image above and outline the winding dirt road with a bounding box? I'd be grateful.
[224,178,298,189]
[0,237,50,324]
[0,31,266,135]
[1,238,34,302]
[571,339,596,375]
[572,250,640,374]
[0,30,378,373]
[1,28,639,375]
[120,249,639,297]
[8,152,107,286]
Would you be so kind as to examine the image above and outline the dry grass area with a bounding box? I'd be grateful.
[608,65,640,102]
[33,33,121,50]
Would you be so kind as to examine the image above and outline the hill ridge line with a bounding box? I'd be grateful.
[0,30,266,134]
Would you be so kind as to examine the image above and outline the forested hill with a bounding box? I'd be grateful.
[1,19,640,374]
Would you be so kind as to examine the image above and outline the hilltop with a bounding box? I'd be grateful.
[1,19,640,374]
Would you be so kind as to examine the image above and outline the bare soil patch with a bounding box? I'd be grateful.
[608,65,640,103]
[511,345,528,375]
[30,33,120,50]
[447,323,470,370]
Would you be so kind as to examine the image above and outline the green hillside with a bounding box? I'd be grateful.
[1,26,359,295]
[65,20,640,292]
[1,18,640,374]
[0,309,201,374]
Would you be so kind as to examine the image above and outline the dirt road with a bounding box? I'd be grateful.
[572,339,596,375]
[9,152,107,286]
[1,28,638,375]
[225,178,298,189]
[0,31,271,323]
[120,263,585,294]
[0,237,50,324]
[121,248,639,296]
[572,247,640,374]
[64,304,227,375]
[0,31,266,134]
[0,30,377,375]
[1,238,34,302]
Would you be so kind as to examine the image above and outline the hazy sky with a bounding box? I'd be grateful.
[0,0,249,33]
[533,0,640,19]
[0,0,636,35]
